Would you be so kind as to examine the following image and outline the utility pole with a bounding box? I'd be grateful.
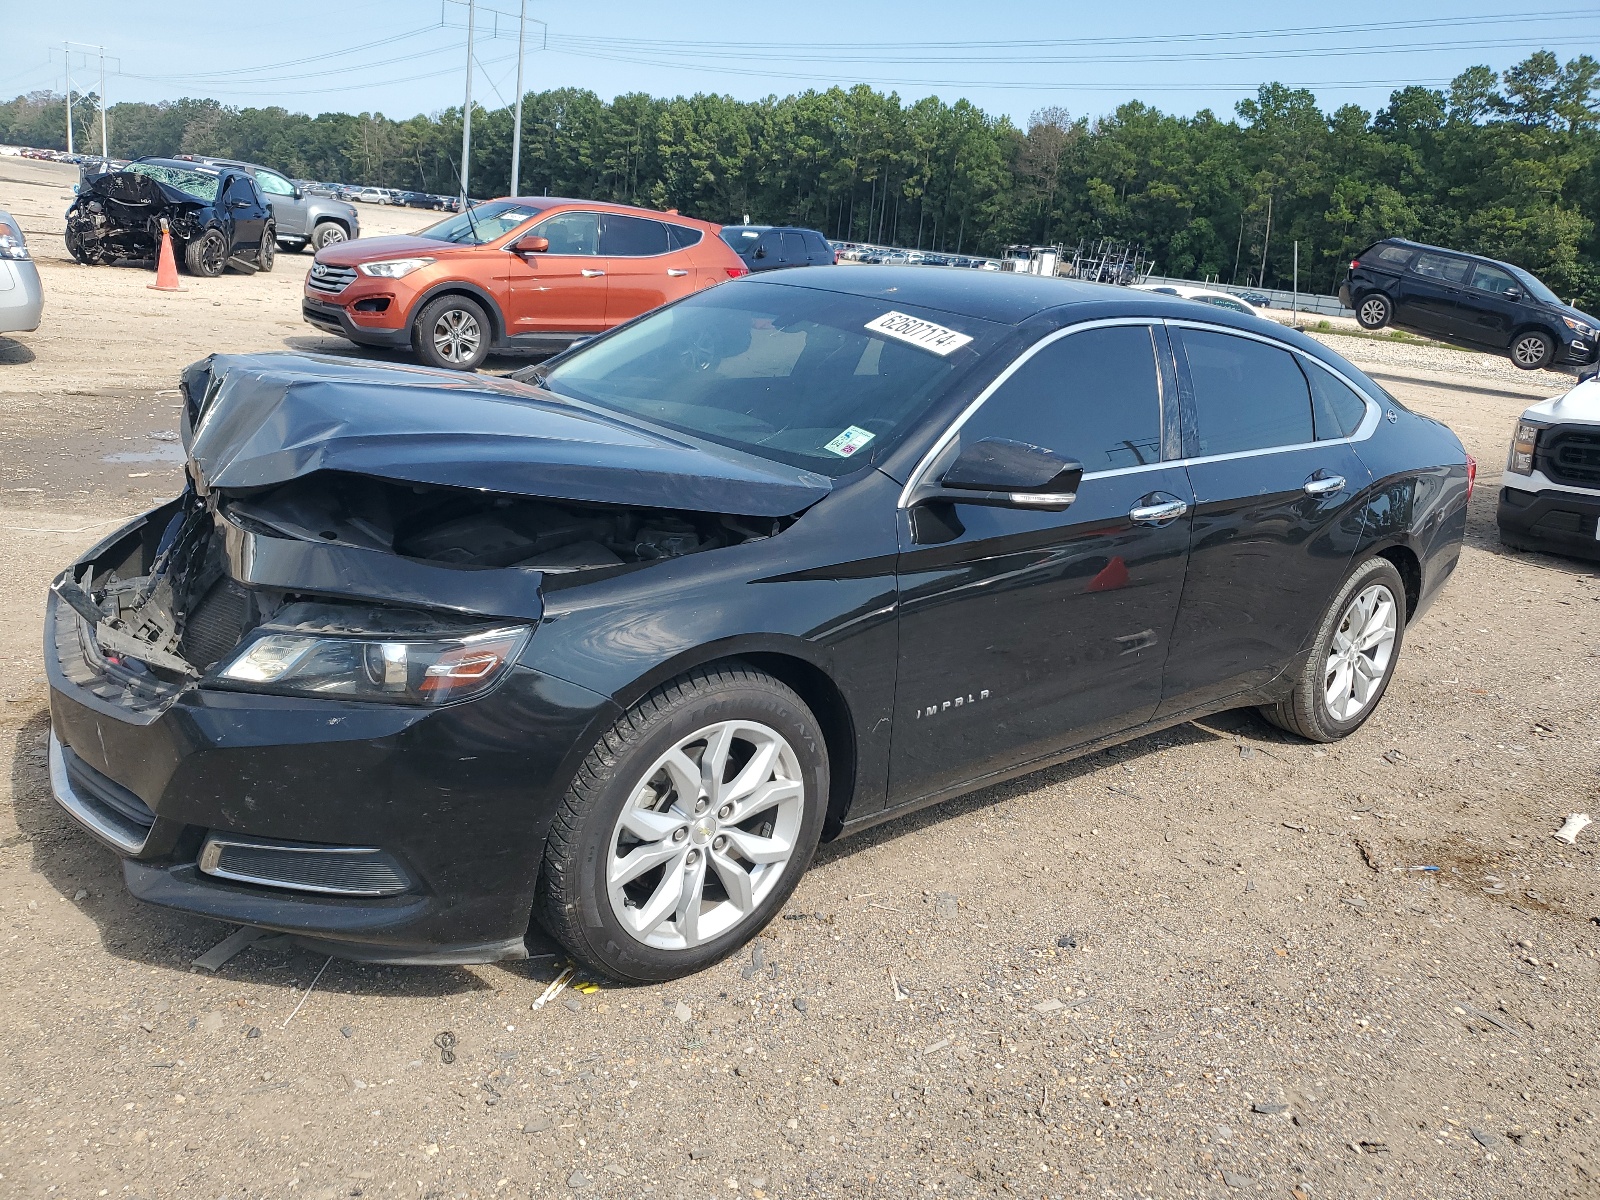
[509,0,527,196]
[98,45,108,164]
[460,0,475,204]
[63,40,73,155]
[1257,194,1273,290]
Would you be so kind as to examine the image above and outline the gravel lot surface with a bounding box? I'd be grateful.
[1,155,1598,1200]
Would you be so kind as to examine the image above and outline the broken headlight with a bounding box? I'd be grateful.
[357,256,434,279]
[212,617,530,705]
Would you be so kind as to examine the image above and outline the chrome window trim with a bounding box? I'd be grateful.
[899,317,1386,509]
[1164,318,1383,450]
[898,318,1165,509]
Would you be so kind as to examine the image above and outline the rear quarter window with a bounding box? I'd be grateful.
[1374,245,1414,266]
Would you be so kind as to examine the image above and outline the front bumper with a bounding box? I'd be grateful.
[1496,484,1600,560]
[301,296,410,349]
[45,505,619,963]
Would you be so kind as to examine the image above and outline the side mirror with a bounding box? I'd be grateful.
[516,236,549,256]
[911,438,1084,512]
[1504,287,1522,300]
[753,245,767,259]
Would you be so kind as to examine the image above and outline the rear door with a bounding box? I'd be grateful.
[601,214,687,323]
[1398,250,1471,335]
[254,168,305,239]
[890,322,1192,804]
[1158,324,1373,715]
[502,209,609,335]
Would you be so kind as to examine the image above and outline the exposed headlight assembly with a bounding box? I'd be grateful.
[1507,420,1543,475]
[212,605,529,705]
[1562,316,1597,336]
[357,256,434,278]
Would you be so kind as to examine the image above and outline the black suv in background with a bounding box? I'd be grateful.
[719,225,835,271]
[1341,238,1599,371]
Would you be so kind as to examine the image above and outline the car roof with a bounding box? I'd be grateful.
[505,196,722,228]
[722,225,823,234]
[1376,237,1529,275]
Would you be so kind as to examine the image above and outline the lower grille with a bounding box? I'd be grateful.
[1541,427,1600,488]
[199,835,412,896]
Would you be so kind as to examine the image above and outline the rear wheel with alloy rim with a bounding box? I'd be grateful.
[1261,556,1407,742]
[413,294,490,370]
[538,663,827,982]
[1356,293,1391,329]
[1509,330,1554,370]
[257,223,276,272]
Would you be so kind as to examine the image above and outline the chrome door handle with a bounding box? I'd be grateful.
[581,269,606,278]
[1129,498,1188,525]
[666,268,689,277]
[1303,474,1346,497]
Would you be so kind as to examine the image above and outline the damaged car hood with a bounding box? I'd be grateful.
[180,353,833,517]
[79,169,209,209]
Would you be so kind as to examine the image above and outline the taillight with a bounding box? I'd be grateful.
[1465,453,1477,500]
[725,266,748,278]
[1350,259,1360,270]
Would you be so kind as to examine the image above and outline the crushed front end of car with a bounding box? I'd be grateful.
[45,353,821,963]
[64,169,211,266]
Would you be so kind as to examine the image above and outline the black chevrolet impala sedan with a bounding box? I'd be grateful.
[44,269,1470,980]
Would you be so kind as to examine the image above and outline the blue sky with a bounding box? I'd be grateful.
[6,1,1598,124]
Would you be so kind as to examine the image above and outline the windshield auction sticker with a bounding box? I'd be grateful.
[823,426,877,457]
[864,311,973,356]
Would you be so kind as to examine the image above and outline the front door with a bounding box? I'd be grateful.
[502,210,610,335]
[221,175,265,259]
[1397,250,1470,335]
[1456,260,1524,349]
[890,322,1192,806]
[1158,325,1373,715]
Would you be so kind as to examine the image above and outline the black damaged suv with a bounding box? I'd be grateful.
[1340,238,1600,371]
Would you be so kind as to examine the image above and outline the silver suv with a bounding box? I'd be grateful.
[178,156,360,253]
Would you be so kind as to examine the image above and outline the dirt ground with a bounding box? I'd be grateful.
[1,155,1598,1200]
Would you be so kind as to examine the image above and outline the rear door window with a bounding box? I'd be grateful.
[1302,361,1370,439]
[602,214,669,257]
[804,231,831,259]
[962,325,1164,471]
[1411,251,1471,285]
[780,232,808,262]
[1179,329,1313,455]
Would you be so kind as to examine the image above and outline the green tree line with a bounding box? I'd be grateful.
[4,50,1598,304]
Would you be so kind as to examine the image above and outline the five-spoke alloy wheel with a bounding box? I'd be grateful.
[539,663,827,982]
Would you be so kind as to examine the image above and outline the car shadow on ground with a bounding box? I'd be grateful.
[9,705,511,997]
[0,334,36,364]
[812,709,1280,867]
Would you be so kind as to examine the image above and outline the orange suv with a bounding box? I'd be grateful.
[302,198,748,370]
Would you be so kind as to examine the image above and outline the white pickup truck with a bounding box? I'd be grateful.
[1497,373,1600,560]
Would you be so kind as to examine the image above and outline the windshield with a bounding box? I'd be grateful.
[1504,263,1562,306]
[124,163,221,202]
[540,281,1005,476]
[416,200,545,245]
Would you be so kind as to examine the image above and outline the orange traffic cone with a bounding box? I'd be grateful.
[148,218,184,292]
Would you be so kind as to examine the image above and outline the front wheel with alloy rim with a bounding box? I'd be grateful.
[538,663,828,982]
[1356,293,1391,329]
[183,228,228,277]
[257,223,276,272]
[1509,330,1554,370]
[310,221,346,251]
[1260,556,1407,742]
[412,294,490,370]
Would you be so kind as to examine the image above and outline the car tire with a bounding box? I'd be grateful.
[1509,330,1554,371]
[311,221,347,251]
[1355,293,1391,330]
[1260,556,1408,743]
[412,294,491,371]
[257,223,276,272]
[537,663,828,983]
[183,228,228,277]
